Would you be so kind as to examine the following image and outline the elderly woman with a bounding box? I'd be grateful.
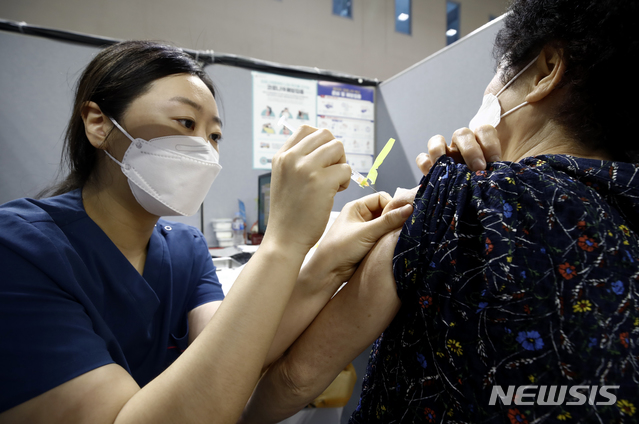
[240,0,639,422]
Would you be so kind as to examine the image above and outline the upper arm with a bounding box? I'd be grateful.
[0,364,139,424]
[239,230,402,423]
[280,228,402,398]
[188,301,222,345]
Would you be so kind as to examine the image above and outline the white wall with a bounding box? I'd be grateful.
[1,0,507,81]
[374,16,505,194]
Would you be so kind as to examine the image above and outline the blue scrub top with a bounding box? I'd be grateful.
[0,189,224,412]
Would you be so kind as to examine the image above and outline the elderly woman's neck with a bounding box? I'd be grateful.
[503,121,613,163]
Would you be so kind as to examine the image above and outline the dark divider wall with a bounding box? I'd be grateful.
[0,29,375,245]
[0,16,504,246]
[0,31,98,203]
[0,30,205,230]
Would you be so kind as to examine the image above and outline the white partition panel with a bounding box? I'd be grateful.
[373,16,505,192]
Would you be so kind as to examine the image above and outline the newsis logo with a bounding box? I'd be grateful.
[489,385,620,406]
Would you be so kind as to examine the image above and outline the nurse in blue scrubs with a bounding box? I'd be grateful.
[0,41,413,423]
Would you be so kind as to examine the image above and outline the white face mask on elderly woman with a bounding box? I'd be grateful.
[468,56,538,132]
[105,118,222,217]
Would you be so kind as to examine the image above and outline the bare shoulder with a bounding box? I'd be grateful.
[0,364,139,424]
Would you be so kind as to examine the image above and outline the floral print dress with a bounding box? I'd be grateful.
[350,155,639,424]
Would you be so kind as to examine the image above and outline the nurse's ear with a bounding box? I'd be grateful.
[81,101,112,150]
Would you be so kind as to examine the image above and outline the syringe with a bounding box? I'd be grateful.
[349,169,379,192]
[277,116,378,192]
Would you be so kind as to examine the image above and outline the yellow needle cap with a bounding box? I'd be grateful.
[367,138,395,185]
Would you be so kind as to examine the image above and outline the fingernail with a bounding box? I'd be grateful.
[472,158,486,171]
[489,155,500,162]
[401,204,414,217]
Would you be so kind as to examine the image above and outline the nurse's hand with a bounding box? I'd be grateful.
[416,125,501,176]
[306,191,413,288]
[267,125,351,254]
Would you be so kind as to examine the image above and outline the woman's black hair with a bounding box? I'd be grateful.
[44,40,216,197]
[494,0,639,162]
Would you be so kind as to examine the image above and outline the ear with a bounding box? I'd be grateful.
[525,46,566,104]
[81,101,112,150]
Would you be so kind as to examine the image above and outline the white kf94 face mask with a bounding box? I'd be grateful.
[468,56,538,132]
[105,117,222,217]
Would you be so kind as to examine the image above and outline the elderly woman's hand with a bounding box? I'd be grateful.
[304,192,413,290]
[416,124,502,176]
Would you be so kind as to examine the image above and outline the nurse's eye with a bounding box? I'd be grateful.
[210,133,222,143]
[177,119,195,130]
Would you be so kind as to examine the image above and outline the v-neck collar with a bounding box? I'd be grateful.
[63,189,167,321]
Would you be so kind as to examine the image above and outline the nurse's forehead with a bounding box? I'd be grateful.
[146,74,214,102]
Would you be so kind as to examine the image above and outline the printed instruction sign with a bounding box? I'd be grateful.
[252,72,317,169]
[317,82,375,173]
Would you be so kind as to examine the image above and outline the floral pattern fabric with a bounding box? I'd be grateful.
[350,155,639,423]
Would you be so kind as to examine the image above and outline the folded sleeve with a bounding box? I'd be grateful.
[393,157,469,300]
[186,230,225,311]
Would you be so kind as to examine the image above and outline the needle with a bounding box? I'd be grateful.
[350,169,379,193]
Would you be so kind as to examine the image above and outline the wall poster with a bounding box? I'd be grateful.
[252,72,317,169]
[252,73,376,173]
[317,81,375,173]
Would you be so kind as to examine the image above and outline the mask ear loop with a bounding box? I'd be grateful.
[109,117,137,143]
[103,117,137,169]
[495,55,539,119]
[496,55,539,98]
